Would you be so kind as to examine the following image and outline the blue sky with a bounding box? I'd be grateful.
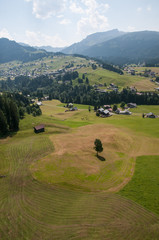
[0,0,159,47]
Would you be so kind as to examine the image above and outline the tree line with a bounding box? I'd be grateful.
[0,92,42,137]
[0,94,19,136]
[1,74,159,116]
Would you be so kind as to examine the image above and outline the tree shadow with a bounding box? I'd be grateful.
[97,155,106,161]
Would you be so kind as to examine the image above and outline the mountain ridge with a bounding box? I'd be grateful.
[82,30,159,64]
[0,38,50,63]
[62,29,125,54]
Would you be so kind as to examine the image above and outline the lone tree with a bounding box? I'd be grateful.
[113,104,117,112]
[94,139,103,156]
[120,101,125,109]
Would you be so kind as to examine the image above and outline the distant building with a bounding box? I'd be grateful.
[116,109,132,115]
[98,108,112,117]
[146,112,157,118]
[127,103,137,108]
[37,101,42,106]
[34,124,45,133]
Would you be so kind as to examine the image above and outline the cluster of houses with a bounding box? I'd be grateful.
[124,66,157,78]
[97,104,133,117]
[94,83,119,93]
[97,105,113,117]
[97,102,158,119]
[33,100,158,134]
[64,103,78,112]
[0,57,89,80]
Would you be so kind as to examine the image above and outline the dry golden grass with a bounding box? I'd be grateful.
[133,78,156,91]
[31,123,159,192]
[135,67,159,75]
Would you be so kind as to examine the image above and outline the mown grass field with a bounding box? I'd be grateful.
[0,100,159,239]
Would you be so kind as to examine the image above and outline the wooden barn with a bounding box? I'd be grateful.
[34,124,45,133]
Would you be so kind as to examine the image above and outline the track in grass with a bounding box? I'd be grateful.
[0,124,159,239]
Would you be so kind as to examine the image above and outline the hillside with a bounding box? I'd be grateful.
[0,38,50,63]
[83,31,159,65]
[62,29,125,54]
[0,99,159,239]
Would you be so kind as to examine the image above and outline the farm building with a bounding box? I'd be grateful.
[34,124,45,133]
[37,101,42,106]
[146,112,158,118]
[98,108,112,117]
[104,105,111,109]
[102,110,112,117]
[127,103,137,108]
[116,109,132,115]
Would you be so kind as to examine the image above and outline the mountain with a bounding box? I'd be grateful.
[62,29,125,54]
[0,38,50,63]
[34,46,64,52]
[82,31,159,65]
[19,43,64,53]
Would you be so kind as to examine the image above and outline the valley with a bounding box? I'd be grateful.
[0,32,159,239]
[0,99,159,239]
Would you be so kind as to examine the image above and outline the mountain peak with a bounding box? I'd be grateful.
[62,29,126,54]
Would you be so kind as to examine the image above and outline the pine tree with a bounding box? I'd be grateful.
[0,109,8,135]
[9,101,19,131]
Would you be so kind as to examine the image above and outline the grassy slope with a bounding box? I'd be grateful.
[120,155,159,215]
[0,100,159,239]
[1,56,158,91]
[78,67,157,91]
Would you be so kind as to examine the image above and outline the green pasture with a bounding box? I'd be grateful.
[78,67,156,91]
[0,100,159,239]
[120,155,159,215]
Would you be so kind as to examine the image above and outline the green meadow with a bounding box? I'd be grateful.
[0,100,159,239]
[1,55,157,92]
[78,66,156,91]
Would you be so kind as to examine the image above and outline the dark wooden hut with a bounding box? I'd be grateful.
[34,124,45,133]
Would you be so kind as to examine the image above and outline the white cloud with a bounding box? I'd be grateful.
[81,0,98,10]
[77,13,109,38]
[98,3,110,12]
[26,0,66,19]
[25,30,68,47]
[57,14,64,18]
[69,2,84,14]
[59,19,71,25]
[137,7,142,12]
[0,28,13,40]
[147,6,151,11]
[77,0,109,38]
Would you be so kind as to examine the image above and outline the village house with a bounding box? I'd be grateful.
[146,112,158,118]
[98,108,112,117]
[37,101,42,106]
[127,103,137,108]
[116,109,132,115]
[103,105,112,112]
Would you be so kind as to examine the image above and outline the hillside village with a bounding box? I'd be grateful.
[0,57,94,80]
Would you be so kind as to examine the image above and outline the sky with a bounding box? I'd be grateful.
[0,0,159,47]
